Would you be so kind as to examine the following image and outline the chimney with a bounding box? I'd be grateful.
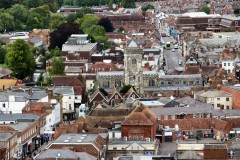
[28,88,32,95]
[47,88,53,103]
[112,132,115,139]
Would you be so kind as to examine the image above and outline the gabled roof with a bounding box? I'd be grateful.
[31,29,50,36]
[123,87,140,99]
[51,76,83,87]
[122,107,157,126]
[0,79,17,90]
[89,89,108,102]
[128,40,138,48]
[107,87,123,101]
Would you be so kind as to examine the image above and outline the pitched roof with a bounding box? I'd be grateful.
[123,87,139,99]
[32,29,50,36]
[0,79,17,90]
[0,68,12,78]
[88,62,119,73]
[22,102,52,113]
[128,40,138,47]
[122,107,157,126]
[51,76,83,86]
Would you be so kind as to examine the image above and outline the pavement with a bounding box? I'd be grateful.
[164,47,181,71]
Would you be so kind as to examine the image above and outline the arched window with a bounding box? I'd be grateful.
[134,135,138,140]
[132,58,137,64]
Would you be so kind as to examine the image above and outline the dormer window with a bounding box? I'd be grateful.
[235,21,238,26]
[115,95,118,99]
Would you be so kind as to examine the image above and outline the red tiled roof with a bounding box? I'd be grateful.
[0,126,15,132]
[22,102,52,114]
[88,62,119,73]
[122,107,157,126]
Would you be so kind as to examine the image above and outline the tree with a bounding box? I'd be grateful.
[86,25,106,36]
[0,12,14,32]
[5,39,36,80]
[120,84,135,94]
[234,8,240,15]
[66,13,77,23]
[50,57,65,75]
[76,7,94,19]
[26,12,44,30]
[49,13,66,30]
[98,17,114,32]
[0,45,6,64]
[200,5,210,14]
[99,88,108,96]
[121,0,135,8]
[79,15,99,33]
[49,22,83,50]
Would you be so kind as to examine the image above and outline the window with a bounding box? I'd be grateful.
[217,98,220,101]
[69,104,72,110]
[226,98,229,101]
[90,84,92,87]
[69,96,71,99]
[226,106,230,109]
[2,103,5,108]
[228,63,230,66]
[228,69,230,73]
[183,81,186,85]
[149,79,155,86]
[224,63,226,66]
[75,96,77,99]
[171,115,175,120]
[217,104,221,108]
[164,115,168,120]
[113,147,117,150]
[132,58,137,64]
[161,82,164,85]
[177,114,184,119]
[134,135,138,140]
[189,81,193,85]
[132,94,135,98]
[115,95,118,99]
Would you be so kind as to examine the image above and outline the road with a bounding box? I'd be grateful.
[164,47,181,71]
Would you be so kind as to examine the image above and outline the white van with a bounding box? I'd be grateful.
[174,44,178,49]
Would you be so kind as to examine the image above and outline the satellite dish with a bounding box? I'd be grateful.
[112,3,117,9]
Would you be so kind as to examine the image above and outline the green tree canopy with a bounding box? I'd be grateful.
[50,57,65,75]
[200,5,210,14]
[49,22,83,50]
[0,12,14,32]
[26,12,44,30]
[120,84,135,94]
[49,13,66,30]
[0,45,6,64]
[79,15,99,33]
[98,17,114,32]
[234,8,240,15]
[5,39,36,80]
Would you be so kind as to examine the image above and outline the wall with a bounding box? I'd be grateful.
[221,86,240,109]
[0,100,29,114]
[204,148,228,159]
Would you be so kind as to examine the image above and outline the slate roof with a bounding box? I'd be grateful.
[196,90,232,98]
[0,113,39,121]
[36,149,97,160]
[150,103,213,116]
[0,68,12,78]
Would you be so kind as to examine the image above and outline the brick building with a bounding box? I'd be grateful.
[221,85,240,109]
[121,106,158,140]
[204,144,228,159]
[28,29,50,45]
